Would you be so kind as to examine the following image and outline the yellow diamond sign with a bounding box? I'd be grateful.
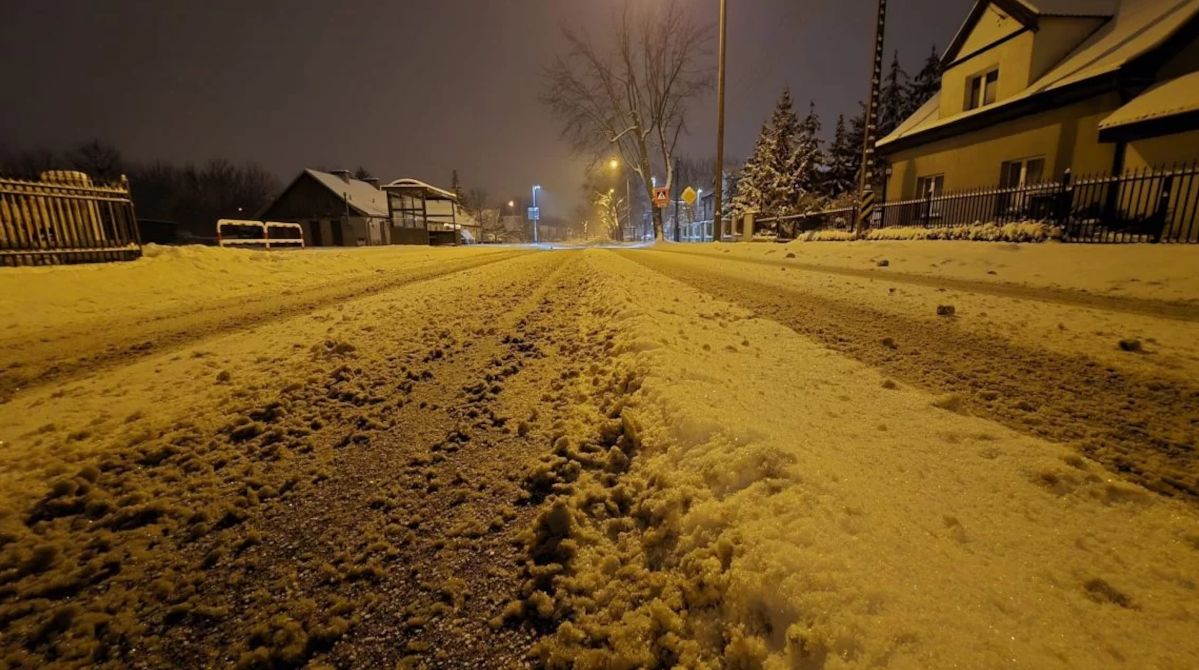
[681,186,698,205]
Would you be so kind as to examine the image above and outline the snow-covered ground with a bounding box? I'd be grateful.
[0,242,1196,668]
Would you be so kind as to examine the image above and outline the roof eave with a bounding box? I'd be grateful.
[878,71,1119,155]
[941,0,1041,67]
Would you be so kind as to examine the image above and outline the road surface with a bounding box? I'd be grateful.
[1,244,1197,669]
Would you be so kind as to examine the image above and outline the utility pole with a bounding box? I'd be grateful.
[673,157,681,242]
[856,0,887,235]
[712,0,728,243]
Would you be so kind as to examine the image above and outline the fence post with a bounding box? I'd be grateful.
[1153,174,1173,243]
[1056,168,1073,235]
[923,182,933,228]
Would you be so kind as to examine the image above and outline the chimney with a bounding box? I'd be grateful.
[331,169,352,183]
[363,177,381,190]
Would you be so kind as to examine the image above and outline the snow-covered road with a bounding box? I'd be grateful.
[1,243,1196,669]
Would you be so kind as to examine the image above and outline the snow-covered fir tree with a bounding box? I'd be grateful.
[904,45,942,119]
[825,114,858,199]
[785,101,826,213]
[729,124,773,219]
[732,89,831,218]
[763,89,802,215]
[878,51,910,139]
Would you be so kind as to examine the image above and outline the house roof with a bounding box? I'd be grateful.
[1098,69,1199,129]
[304,169,390,218]
[942,0,1116,66]
[382,178,459,201]
[1017,0,1117,17]
[880,0,1199,151]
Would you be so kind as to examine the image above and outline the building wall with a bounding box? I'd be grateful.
[886,92,1122,200]
[942,26,1033,119]
[941,11,1101,119]
[1126,129,1199,169]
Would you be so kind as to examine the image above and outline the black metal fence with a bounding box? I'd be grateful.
[755,163,1199,243]
[1,172,142,266]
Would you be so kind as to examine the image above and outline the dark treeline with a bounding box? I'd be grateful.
[0,140,280,241]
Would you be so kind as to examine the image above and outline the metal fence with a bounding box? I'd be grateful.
[0,172,142,266]
[753,163,1199,244]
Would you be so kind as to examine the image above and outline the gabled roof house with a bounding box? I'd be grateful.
[878,0,1199,200]
[260,169,390,247]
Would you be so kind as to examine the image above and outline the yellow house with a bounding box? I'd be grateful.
[878,0,1199,201]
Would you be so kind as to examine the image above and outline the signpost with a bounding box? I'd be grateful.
[681,186,698,206]
[652,187,670,208]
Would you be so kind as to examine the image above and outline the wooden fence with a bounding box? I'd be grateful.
[0,171,142,266]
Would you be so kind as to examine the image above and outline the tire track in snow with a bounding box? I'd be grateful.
[0,252,600,668]
[656,246,1199,322]
[0,249,529,402]
[618,249,1199,504]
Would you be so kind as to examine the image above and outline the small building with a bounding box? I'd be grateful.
[382,178,480,245]
[260,169,390,247]
[878,0,1199,200]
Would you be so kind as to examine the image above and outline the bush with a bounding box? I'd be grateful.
[795,221,1062,243]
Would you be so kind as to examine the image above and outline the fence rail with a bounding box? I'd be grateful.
[0,172,142,266]
[751,163,1199,244]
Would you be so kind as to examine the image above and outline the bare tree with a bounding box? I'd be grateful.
[67,140,125,182]
[593,189,624,239]
[543,0,712,240]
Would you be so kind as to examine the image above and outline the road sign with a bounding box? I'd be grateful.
[527,206,540,221]
[681,186,698,206]
[653,187,670,208]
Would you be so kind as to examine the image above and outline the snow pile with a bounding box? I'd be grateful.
[794,221,1062,243]
[524,250,1199,668]
[665,239,1199,304]
[0,244,513,344]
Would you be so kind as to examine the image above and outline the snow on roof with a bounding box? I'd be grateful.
[880,0,1199,149]
[382,178,458,201]
[1017,0,1117,16]
[1099,69,1199,129]
[305,169,390,218]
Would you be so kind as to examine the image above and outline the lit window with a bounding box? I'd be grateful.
[967,69,999,110]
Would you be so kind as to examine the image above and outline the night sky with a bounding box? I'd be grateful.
[0,0,967,217]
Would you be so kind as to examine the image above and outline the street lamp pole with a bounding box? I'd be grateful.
[711,0,728,243]
[531,185,541,244]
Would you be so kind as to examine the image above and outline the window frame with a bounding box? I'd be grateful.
[966,67,999,111]
[915,173,946,217]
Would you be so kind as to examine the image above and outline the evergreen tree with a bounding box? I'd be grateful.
[785,101,826,213]
[825,114,857,198]
[763,89,802,215]
[878,50,910,139]
[729,123,773,218]
[905,45,942,119]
